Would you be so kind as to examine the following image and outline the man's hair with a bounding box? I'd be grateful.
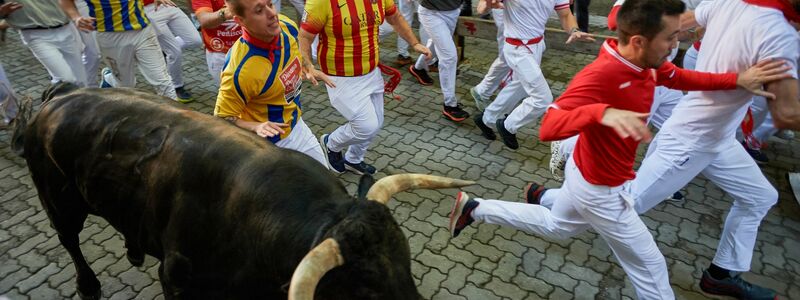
[224,0,245,17]
[617,0,686,44]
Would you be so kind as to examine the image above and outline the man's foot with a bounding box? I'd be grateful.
[100,67,114,88]
[523,183,547,205]
[320,134,345,173]
[174,86,193,103]
[443,104,469,122]
[473,113,496,140]
[470,87,490,112]
[668,191,684,200]
[394,54,413,66]
[496,117,519,149]
[345,161,377,175]
[408,66,434,86]
[743,142,768,165]
[449,192,479,238]
[700,270,778,300]
[549,140,566,181]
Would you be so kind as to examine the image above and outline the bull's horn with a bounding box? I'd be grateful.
[366,174,476,204]
[288,238,344,300]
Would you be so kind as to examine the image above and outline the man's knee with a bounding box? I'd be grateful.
[351,118,381,141]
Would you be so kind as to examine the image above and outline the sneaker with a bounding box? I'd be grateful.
[175,86,193,102]
[742,142,768,165]
[443,104,469,122]
[100,67,114,88]
[470,87,490,112]
[394,54,413,66]
[408,65,434,86]
[549,140,566,181]
[668,191,684,200]
[449,192,479,238]
[776,130,795,140]
[429,61,439,73]
[319,134,345,173]
[496,117,519,149]
[700,270,778,300]
[473,113,496,140]
[523,182,547,205]
[345,161,377,175]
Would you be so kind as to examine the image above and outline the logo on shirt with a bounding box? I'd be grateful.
[619,81,631,89]
[280,58,302,103]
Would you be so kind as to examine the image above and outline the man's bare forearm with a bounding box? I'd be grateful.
[299,29,317,68]
[59,0,81,20]
[767,78,800,130]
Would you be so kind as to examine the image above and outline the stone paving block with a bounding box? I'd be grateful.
[0,268,32,294]
[541,244,567,271]
[17,262,59,293]
[486,277,528,299]
[537,266,578,292]
[574,281,600,300]
[48,264,76,289]
[119,267,155,292]
[417,268,446,300]
[8,233,47,258]
[0,208,35,231]
[549,286,572,300]
[417,249,456,275]
[137,283,164,300]
[488,235,526,258]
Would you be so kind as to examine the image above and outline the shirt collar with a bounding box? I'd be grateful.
[242,28,280,51]
[602,39,645,73]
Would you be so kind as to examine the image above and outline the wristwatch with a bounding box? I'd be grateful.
[218,9,226,22]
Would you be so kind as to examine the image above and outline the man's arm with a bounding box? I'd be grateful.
[195,7,232,29]
[59,0,95,31]
[556,7,594,44]
[766,78,800,130]
[385,12,431,60]
[658,60,791,99]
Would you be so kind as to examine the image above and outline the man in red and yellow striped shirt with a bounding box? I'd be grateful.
[299,0,430,174]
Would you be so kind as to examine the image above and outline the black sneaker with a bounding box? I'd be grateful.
[700,270,777,300]
[174,86,193,103]
[523,182,547,205]
[344,161,376,175]
[408,65,434,86]
[394,54,413,66]
[449,192,479,238]
[320,134,345,173]
[473,113,496,140]
[496,117,519,149]
[443,104,469,122]
[742,142,768,165]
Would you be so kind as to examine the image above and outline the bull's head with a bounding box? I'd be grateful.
[287,174,474,300]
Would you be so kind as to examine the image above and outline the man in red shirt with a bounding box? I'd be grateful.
[192,0,243,84]
[447,0,789,298]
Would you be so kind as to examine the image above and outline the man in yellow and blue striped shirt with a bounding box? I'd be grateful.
[60,0,180,101]
[215,0,330,167]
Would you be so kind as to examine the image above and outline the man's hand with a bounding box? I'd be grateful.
[737,59,793,99]
[73,16,97,31]
[413,43,432,61]
[0,2,23,18]
[254,121,289,138]
[301,63,335,88]
[600,108,651,142]
[154,0,176,10]
[566,30,595,44]
[486,0,504,9]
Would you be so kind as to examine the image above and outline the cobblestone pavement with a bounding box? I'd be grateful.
[1,4,800,300]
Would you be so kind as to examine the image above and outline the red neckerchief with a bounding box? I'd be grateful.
[242,29,281,61]
[743,0,800,23]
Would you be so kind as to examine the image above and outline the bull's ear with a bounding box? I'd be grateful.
[356,174,375,201]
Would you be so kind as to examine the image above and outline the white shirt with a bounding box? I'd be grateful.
[661,0,800,152]
[502,0,570,40]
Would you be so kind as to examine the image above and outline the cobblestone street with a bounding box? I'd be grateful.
[1,3,799,299]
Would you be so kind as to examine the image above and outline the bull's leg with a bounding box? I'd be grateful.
[125,240,145,267]
[158,251,192,299]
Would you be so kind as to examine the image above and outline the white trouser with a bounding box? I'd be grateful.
[473,157,674,300]
[744,96,778,149]
[482,41,552,134]
[378,0,418,57]
[683,46,699,71]
[206,50,226,84]
[145,4,202,89]
[326,68,384,164]
[96,25,177,99]
[273,0,305,17]
[76,1,101,84]
[0,64,17,124]
[19,24,88,87]
[631,130,777,271]
[414,6,460,106]
[649,86,683,130]
[276,117,327,168]
[473,9,509,100]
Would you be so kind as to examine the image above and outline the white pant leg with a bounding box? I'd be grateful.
[473,9,508,100]
[76,1,101,85]
[145,4,184,88]
[98,27,176,98]
[649,87,683,130]
[275,117,327,168]
[19,25,88,87]
[272,0,282,13]
[750,96,777,146]
[326,69,384,163]
[683,46,699,71]
[289,0,305,17]
[133,26,177,99]
[498,43,552,134]
[416,6,460,106]
[700,139,778,272]
[0,64,17,124]
[205,50,226,85]
[397,0,416,57]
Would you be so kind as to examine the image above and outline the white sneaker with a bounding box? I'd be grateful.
[549,140,566,181]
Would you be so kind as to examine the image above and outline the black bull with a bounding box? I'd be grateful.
[11,84,473,299]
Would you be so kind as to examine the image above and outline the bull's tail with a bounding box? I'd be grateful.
[10,94,32,157]
[41,81,80,104]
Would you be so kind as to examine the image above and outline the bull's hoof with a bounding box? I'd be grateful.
[127,252,145,267]
[78,288,101,300]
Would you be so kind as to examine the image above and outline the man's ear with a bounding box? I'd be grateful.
[630,35,647,50]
